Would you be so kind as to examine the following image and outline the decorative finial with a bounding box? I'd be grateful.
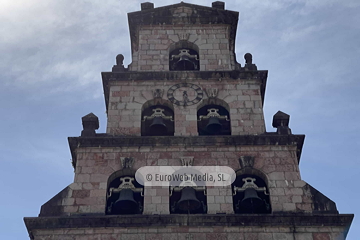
[212,1,225,10]
[141,2,154,10]
[244,53,257,71]
[81,113,99,137]
[272,111,292,135]
[244,53,252,64]
[116,54,124,66]
[112,54,126,72]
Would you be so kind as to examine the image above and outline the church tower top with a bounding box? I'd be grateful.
[127,1,239,57]
[24,2,353,239]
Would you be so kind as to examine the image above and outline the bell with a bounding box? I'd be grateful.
[241,188,264,212]
[113,189,138,214]
[149,117,168,135]
[206,117,222,134]
[177,187,201,212]
[174,56,197,70]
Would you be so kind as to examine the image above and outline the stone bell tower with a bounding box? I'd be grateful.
[24,1,353,239]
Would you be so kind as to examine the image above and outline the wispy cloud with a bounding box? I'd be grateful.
[280,24,325,42]
[0,0,139,98]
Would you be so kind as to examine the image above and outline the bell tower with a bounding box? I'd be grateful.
[24,1,353,239]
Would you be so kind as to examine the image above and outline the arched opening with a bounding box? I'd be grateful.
[197,104,231,135]
[169,41,200,71]
[141,103,174,136]
[169,168,207,214]
[232,173,271,214]
[106,171,144,215]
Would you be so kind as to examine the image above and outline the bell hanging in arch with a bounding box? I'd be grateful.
[149,117,168,135]
[177,187,201,212]
[206,117,222,134]
[113,189,138,214]
[241,188,264,212]
[174,55,197,71]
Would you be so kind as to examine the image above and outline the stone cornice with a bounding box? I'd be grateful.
[68,133,304,168]
[24,214,353,232]
[101,70,268,112]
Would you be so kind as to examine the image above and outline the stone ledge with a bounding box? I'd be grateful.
[68,134,304,168]
[101,70,268,112]
[24,214,353,232]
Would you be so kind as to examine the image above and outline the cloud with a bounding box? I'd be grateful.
[1,0,359,120]
[0,0,139,98]
[302,0,360,10]
[280,24,325,43]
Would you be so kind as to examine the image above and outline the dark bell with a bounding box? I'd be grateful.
[206,117,222,134]
[177,187,201,212]
[174,55,197,70]
[241,188,264,211]
[113,189,138,214]
[149,117,168,135]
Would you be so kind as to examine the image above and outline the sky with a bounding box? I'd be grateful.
[0,0,359,239]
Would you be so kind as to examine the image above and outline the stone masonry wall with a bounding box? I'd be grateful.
[106,79,265,136]
[56,145,311,216]
[129,23,236,71]
[32,226,348,240]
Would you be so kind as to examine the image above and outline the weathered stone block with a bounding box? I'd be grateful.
[313,233,331,240]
